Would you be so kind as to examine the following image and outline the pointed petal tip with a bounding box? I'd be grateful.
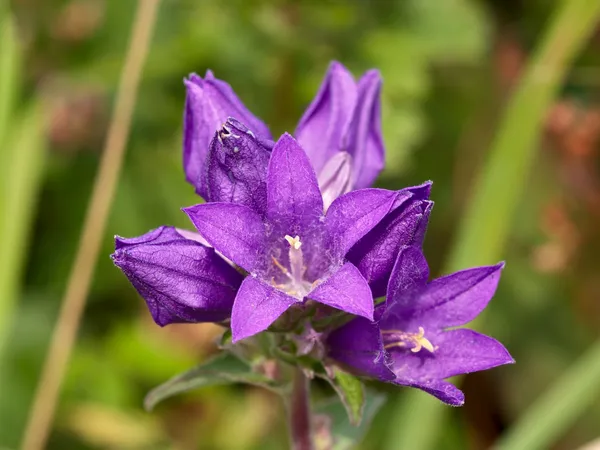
[279,131,296,142]
[230,334,243,344]
[447,393,465,407]
[231,278,298,342]
[361,69,382,84]
[109,251,118,264]
[328,60,351,74]
[407,180,433,199]
[309,263,374,320]
[272,132,298,150]
[184,73,203,87]
[154,317,170,328]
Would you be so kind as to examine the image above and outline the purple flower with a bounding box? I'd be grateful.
[183,133,402,343]
[205,117,274,214]
[111,226,243,326]
[347,181,433,298]
[327,246,514,406]
[183,62,385,206]
[184,71,272,198]
[295,61,384,191]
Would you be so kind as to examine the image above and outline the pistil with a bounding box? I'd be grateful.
[271,235,311,299]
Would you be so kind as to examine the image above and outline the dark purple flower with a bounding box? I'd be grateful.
[183,62,385,206]
[184,133,402,343]
[111,226,243,326]
[184,71,272,197]
[205,117,274,214]
[295,61,385,190]
[327,246,514,406]
[347,181,433,298]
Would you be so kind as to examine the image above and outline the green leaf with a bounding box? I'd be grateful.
[323,368,366,426]
[144,352,282,411]
[315,391,386,450]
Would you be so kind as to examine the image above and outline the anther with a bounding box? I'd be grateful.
[285,235,302,250]
[381,327,435,354]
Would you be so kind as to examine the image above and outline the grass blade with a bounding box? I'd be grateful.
[0,11,19,152]
[0,104,46,355]
[385,1,600,449]
[494,339,600,450]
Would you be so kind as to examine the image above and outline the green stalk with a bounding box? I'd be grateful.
[0,105,46,355]
[385,1,600,449]
[0,12,20,170]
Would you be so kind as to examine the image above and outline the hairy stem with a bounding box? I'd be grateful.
[288,369,314,450]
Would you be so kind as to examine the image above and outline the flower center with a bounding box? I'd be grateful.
[270,235,313,299]
[381,327,435,353]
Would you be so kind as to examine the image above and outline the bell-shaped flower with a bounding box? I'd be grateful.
[295,61,385,190]
[183,62,386,207]
[111,226,243,326]
[183,71,272,197]
[347,181,433,298]
[184,134,402,343]
[327,246,514,406]
[205,117,274,213]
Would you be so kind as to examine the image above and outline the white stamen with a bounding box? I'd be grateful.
[270,235,312,298]
[285,235,305,284]
[285,235,302,249]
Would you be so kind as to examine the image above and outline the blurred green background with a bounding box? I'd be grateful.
[2,0,600,449]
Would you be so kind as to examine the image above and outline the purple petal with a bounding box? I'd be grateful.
[308,262,374,320]
[173,228,211,247]
[326,316,395,381]
[388,329,514,382]
[295,61,357,174]
[266,133,324,231]
[393,378,465,406]
[386,246,429,303]
[183,202,265,272]
[412,263,505,328]
[346,70,385,189]
[347,195,433,297]
[318,152,354,212]
[405,180,433,201]
[325,188,397,257]
[231,276,299,342]
[206,118,273,213]
[112,226,242,326]
[413,200,433,246]
[183,72,271,197]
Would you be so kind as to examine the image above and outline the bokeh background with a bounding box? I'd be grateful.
[2,0,600,449]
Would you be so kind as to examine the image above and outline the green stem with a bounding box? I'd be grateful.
[385,1,600,449]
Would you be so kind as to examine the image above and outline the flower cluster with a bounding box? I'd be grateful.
[112,62,513,406]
